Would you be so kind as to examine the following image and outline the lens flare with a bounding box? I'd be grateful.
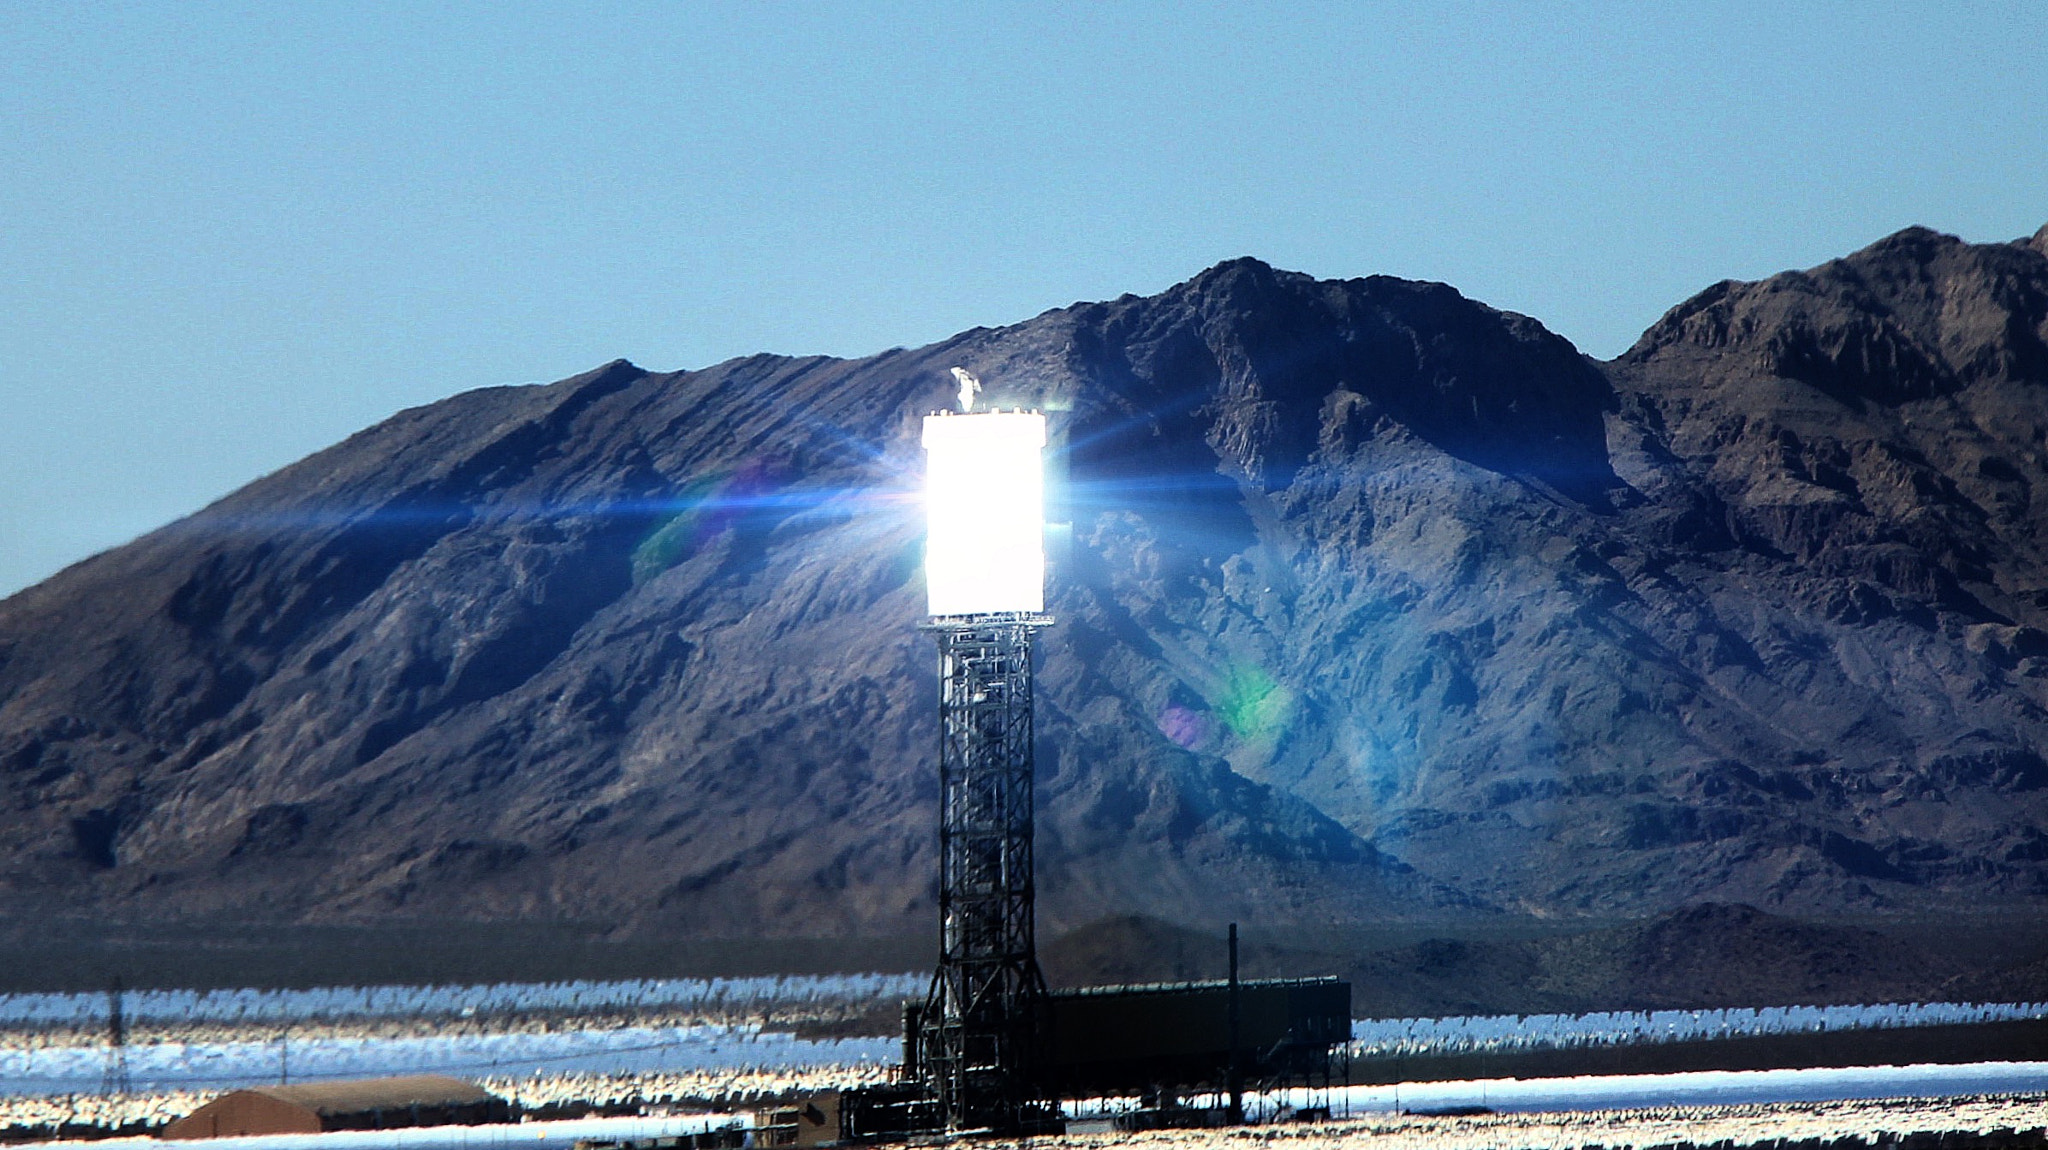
[630,457,790,583]
[1218,663,1292,741]
[1157,704,1211,750]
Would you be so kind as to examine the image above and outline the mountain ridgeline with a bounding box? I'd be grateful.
[6,224,2048,965]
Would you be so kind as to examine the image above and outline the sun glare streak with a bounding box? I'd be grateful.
[157,484,904,538]
[1054,387,1214,458]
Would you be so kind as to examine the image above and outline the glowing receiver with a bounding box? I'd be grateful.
[922,410,1047,617]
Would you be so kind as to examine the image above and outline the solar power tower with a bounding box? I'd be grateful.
[916,394,1056,1133]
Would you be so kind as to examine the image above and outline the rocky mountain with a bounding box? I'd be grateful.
[4,223,2048,954]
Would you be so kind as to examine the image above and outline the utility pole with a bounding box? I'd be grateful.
[1227,924,1244,1125]
[99,980,131,1096]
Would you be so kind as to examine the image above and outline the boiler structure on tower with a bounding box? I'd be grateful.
[903,398,1057,1134]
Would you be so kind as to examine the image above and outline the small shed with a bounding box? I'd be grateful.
[160,1075,508,1140]
[750,1092,841,1147]
[753,1088,839,1137]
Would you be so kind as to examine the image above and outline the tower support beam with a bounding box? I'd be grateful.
[917,611,1052,1133]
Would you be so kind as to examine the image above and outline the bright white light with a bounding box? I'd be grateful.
[923,411,1046,616]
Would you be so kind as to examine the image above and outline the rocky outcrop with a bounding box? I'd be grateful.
[3,225,2047,938]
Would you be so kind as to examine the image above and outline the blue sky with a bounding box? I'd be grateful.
[4,3,2045,598]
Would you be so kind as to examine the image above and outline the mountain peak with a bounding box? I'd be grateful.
[1851,224,1965,261]
[1193,255,1281,279]
[1621,224,2048,401]
[1066,255,1617,497]
[1177,256,1306,305]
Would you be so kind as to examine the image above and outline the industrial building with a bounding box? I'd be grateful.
[840,972,1353,1140]
[159,1075,508,1139]
[1036,976,1352,1096]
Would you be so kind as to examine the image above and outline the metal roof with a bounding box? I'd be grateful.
[1048,976,1346,999]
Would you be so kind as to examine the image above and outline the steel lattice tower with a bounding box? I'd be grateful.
[916,610,1054,1133]
[99,980,130,1096]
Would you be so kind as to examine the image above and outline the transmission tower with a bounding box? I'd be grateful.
[99,980,131,1096]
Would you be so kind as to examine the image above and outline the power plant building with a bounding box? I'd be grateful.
[1037,976,1352,1096]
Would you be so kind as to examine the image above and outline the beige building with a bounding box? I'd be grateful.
[160,1075,508,1139]
[751,1092,841,1147]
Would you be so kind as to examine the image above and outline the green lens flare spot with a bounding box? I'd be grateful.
[1219,664,1292,741]
[630,477,724,584]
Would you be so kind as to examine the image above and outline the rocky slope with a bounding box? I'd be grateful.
[3,224,2047,945]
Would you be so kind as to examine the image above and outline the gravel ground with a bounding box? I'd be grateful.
[6,1083,2046,1148]
[1032,1093,2048,1150]
[0,1063,888,1134]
